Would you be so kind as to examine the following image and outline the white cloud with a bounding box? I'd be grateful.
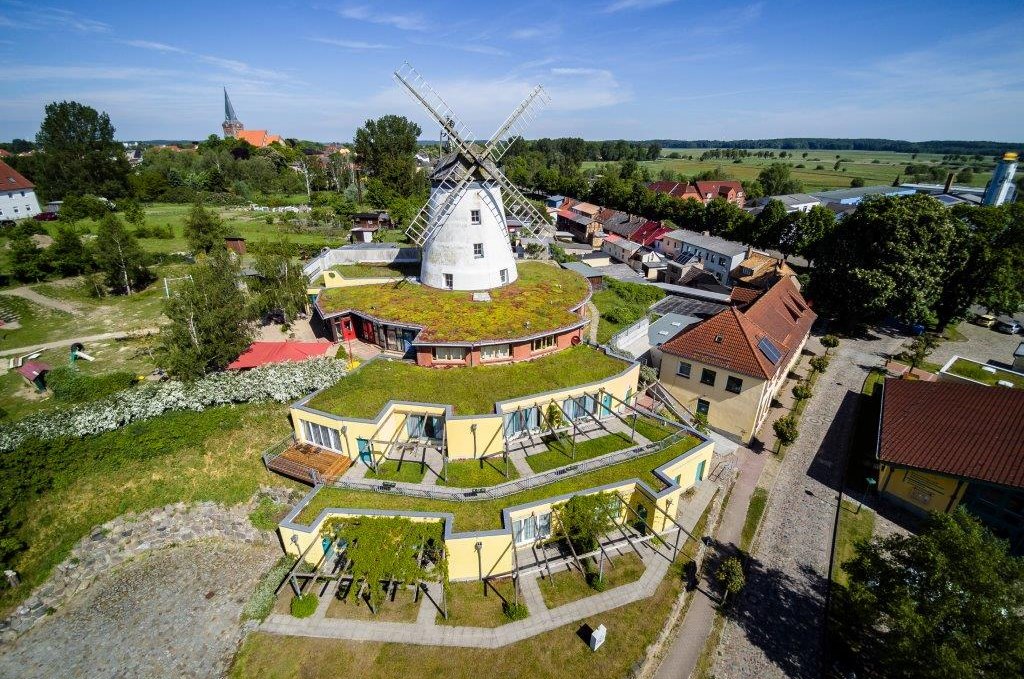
[602,0,676,14]
[121,39,187,54]
[338,5,427,31]
[308,37,393,50]
[510,25,560,40]
[120,38,294,82]
[3,3,111,33]
[0,65,179,81]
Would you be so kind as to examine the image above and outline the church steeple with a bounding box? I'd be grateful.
[222,87,244,139]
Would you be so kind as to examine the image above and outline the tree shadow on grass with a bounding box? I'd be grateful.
[722,559,830,679]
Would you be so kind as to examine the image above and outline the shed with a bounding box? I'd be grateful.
[560,261,605,290]
[17,360,50,391]
[224,236,246,255]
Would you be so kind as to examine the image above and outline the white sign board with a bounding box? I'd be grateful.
[590,624,607,651]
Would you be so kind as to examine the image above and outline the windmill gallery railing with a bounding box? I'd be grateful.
[321,413,698,503]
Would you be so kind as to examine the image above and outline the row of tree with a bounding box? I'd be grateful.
[641,138,1022,155]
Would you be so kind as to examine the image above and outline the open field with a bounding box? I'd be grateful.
[582,147,1012,192]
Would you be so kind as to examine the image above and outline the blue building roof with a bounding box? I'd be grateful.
[810,185,916,205]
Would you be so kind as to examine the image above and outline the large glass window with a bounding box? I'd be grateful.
[302,420,343,452]
[433,346,467,361]
[700,368,717,386]
[726,376,743,394]
[513,513,552,545]
[676,361,691,378]
[532,335,556,352]
[696,398,710,416]
[481,343,510,361]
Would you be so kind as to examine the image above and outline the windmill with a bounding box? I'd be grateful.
[394,62,555,291]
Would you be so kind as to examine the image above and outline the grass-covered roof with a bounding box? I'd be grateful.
[317,262,590,342]
[304,345,630,418]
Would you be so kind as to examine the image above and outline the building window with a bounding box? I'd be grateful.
[700,368,716,386]
[481,343,510,361]
[499,268,508,284]
[676,361,691,378]
[470,209,481,224]
[433,346,467,362]
[696,398,710,416]
[444,273,453,289]
[726,376,743,394]
[513,512,552,544]
[473,242,484,258]
[531,335,556,352]
[301,420,343,452]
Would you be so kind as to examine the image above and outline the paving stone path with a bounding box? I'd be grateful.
[0,540,277,679]
[711,332,905,679]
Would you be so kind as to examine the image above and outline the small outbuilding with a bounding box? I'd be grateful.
[17,361,50,391]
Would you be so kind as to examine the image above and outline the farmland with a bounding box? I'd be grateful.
[582,147,1004,192]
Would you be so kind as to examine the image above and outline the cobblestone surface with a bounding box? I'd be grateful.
[0,540,277,679]
[928,319,1023,369]
[712,332,906,679]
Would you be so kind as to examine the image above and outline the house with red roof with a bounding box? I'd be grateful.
[876,378,1024,553]
[0,159,42,221]
[657,276,815,442]
[647,180,745,206]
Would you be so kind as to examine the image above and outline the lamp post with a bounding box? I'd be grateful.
[475,541,483,594]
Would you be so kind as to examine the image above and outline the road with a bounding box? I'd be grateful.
[711,330,905,679]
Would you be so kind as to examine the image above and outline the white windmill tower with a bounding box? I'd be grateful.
[394,63,555,291]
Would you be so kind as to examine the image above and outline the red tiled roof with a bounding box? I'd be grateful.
[227,341,330,369]
[695,180,742,198]
[0,160,34,191]
[730,286,763,307]
[629,222,670,246]
[647,181,700,199]
[17,361,49,381]
[661,276,816,380]
[879,378,1024,490]
[235,130,283,147]
[0,149,11,157]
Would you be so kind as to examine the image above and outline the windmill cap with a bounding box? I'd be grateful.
[1003,152,1018,161]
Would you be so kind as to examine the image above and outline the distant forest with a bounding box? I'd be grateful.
[644,138,1021,155]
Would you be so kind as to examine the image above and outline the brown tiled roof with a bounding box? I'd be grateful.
[661,276,816,380]
[0,160,34,191]
[879,378,1024,490]
[730,286,763,307]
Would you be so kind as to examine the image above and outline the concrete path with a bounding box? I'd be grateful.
[712,332,905,679]
[261,483,718,648]
[586,301,600,343]
[417,583,442,626]
[0,328,160,358]
[0,286,83,316]
[652,445,768,679]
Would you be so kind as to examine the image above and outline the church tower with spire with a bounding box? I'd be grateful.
[222,87,244,139]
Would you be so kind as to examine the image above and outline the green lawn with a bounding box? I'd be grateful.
[832,500,875,586]
[440,579,520,627]
[439,458,520,488]
[539,552,646,609]
[740,487,768,552]
[525,433,634,473]
[0,402,296,616]
[947,357,1024,388]
[317,262,589,343]
[366,459,428,484]
[590,283,666,345]
[632,417,678,442]
[296,434,702,532]
[306,345,629,417]
[326,582,422,622]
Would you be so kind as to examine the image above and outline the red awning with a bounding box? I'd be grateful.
[227,342,331,370]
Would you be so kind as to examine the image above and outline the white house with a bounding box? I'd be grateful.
[0,160,41,221]
[660,229,748,286]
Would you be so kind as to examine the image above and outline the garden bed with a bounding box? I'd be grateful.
[366,460,428,484]
[440,579,521,627]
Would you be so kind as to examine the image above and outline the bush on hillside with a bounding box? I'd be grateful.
[46,366,138,403]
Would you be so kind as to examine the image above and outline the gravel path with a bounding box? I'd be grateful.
[0,328,159,358]
[712,331,905,679]
[0,286,83,316]
[0,540,276,679]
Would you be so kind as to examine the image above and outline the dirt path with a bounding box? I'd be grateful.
[0,540,276,679]
[0,286,83,316]
[0,328,160,358]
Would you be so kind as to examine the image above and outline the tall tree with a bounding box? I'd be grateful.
[795,204,836,260]
[835,509,1024,679]
[158,249,253,379]
[7,233,47,283]
[354,115,425,199]
[92,214,151,294]
[248,240,308,322]
[34,101,131,200]
[49,226,92,277]
[757,163,803,196]
[182,203,229,255]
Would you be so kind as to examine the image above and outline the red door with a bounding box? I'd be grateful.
[338,316,356,341]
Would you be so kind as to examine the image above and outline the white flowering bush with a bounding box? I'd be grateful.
[0,358,348,452]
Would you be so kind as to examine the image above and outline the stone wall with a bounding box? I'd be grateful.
[0,487,301,644]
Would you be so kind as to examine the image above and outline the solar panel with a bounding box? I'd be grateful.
[758,337,782,364]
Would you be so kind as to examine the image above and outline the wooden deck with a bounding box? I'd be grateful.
[267,442,353,485]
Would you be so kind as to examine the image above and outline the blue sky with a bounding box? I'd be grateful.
[2,0,1023,143]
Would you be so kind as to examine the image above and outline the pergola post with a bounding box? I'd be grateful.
[551,398,586,461]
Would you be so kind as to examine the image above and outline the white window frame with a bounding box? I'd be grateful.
[473,242,484,258]
[433,345,467,362]
[480,343,510,361]
[499,268,508,284]
[513,512,552,545]
[470,209,481,224]
[443,273,453,289]
[531,334,556,353]
[676,361,691,378]
[302,420,343,453]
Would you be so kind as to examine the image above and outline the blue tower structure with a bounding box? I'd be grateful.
[982,152,1018,206]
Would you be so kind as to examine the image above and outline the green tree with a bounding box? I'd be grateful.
[8,233,47,282]
[182,203,228,255]
[34,101,131,200]
[49,225,92,276]
[904,334,938,373]
[773,414,799,445]
[757,163,802,195]
[795,204,836,260]
[248,240,308,322]
[354,115,426,199]
[158,249,253,379]
[835,509,1024,679]
[556,493,620,554]
[121,198,146,227]
[716,556,746,605]
[92,213,151,294]
[850,177,865,188]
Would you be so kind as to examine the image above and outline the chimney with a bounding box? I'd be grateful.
[702,230,710,237]
[944,172,955,193]
[746,245,753,258]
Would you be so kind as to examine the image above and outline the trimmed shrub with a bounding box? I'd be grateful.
[821,335,840,350]
[774,415,799,446]
[290,593,318,618]
[503,601,529,621]
[792,383,813,401]
[810,355,830,373]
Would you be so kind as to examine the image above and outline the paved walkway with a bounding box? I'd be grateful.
[0,286,83,316]
[586,301,600,343]
[652,445,766,679]
[712,332,906,679]
[261,482,718,648]
[0,328,161,358]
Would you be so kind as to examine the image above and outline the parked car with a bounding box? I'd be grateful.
[971,313,997,328]
[994,317,1021,335]
[33,211,58,221]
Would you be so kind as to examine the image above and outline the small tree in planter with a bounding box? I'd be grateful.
[545,402,564,433]
[821,335,839,354]
[810,355,830,373]
[774,414,799,446]
[693,412,710,434]
[716,556,746,606]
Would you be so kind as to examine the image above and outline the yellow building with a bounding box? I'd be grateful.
[877,378,1024,553]
[657,277,815,442]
